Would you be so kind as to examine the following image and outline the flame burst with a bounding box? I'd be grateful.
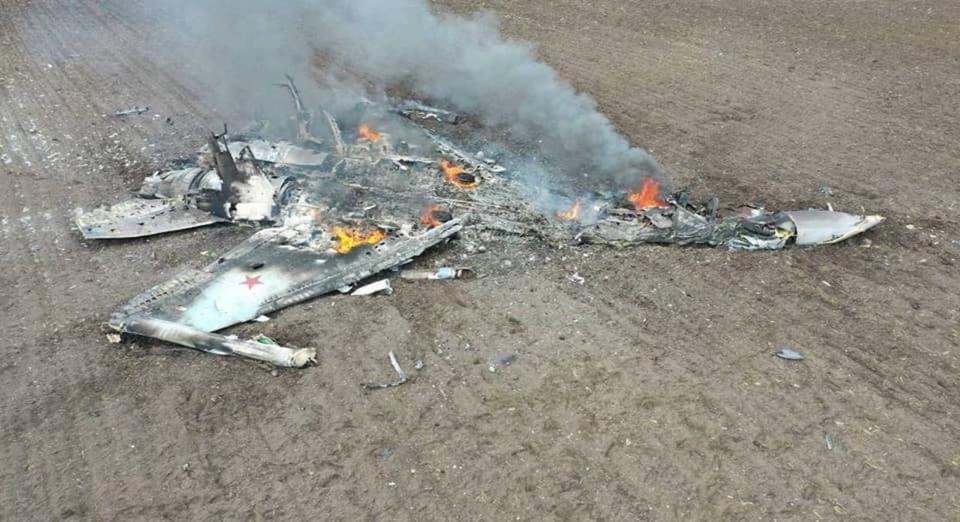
[420,205,450,228]
[358,124,382,142]
[628,178,668,210]
[439,159,478,189]
[556,199,582,221]
[332,226,386,254]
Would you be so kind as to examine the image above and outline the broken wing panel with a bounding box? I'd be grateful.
[75,198,227,239]
[112,218,464,333]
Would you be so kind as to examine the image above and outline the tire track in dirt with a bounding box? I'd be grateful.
[561,243,960,515]
[0,3,120,517]
[487,0,959,217]
[0,2,225,518]
[78,0,214,118]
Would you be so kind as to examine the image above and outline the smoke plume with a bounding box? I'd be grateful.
[126,0,664,189]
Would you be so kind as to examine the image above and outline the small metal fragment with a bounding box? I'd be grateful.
[363,351,409,390]
[776,347,804,361]
[114,107,149,116]
[351,279,393,296]
[488,353,517,372]
[377,448,394,460]
[400,267,471,280]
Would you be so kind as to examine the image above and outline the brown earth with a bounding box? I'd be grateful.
[1,0,959,519]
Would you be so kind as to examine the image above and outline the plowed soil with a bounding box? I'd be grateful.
[1,0,958,519]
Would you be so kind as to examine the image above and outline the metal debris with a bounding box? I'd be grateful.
[114,107,149,116]
[119,317,315,367]
[394,100,459,124]
[363,351,409,390]
[377,448,395,460]
[776,347,805,361]
[584,205,882,251]
[107,218,463,366]
[351,279,393,296]
[74,74,885,369]
[323,109,346,156]
[276,75,321,146]
[488,353,517,372]
[787,210,884,246]
[400,267,472,280]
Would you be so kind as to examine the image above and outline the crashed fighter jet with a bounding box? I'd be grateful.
[80,134,464,367]
[77,77,883,367]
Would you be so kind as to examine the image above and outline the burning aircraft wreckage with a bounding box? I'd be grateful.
[76,77,883,368]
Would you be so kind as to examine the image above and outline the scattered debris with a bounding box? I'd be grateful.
[567,272,585,285]
[106,333,122,344]
[351,279,393,296]
[825,434,834,450]
[905,224,916,231]
[252,315,271,322]
[400,267,472,280]
[414,360,424,370]
[488,353,517,372]
[818,185,833,197]
[393,100,459,124]
[377,448,394,460]
[113,107,149,117]
[363,351,409,390]
[776,347,805,361]
[74,75,885,367]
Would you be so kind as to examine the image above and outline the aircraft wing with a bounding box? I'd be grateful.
[109,218,464,366]
[75,198,228,239]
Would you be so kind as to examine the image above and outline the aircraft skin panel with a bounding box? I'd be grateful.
[111,218,464,334]
[76,198,227,239]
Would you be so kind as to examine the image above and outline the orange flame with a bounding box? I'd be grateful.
[439,159,478,189]
[358,124,381,142]
[628,178,668,210]
[556,199,582,221]
[332,226,386,254]
[420,205,445,228]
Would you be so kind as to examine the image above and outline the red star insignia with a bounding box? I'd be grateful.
[241,275,263,290]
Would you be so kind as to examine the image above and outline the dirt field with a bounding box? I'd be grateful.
[2,0,958,519]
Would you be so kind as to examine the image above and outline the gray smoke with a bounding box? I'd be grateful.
[126,0,663,189]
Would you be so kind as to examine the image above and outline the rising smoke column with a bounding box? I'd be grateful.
[123,0,664,189]
[309,0,663,187]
